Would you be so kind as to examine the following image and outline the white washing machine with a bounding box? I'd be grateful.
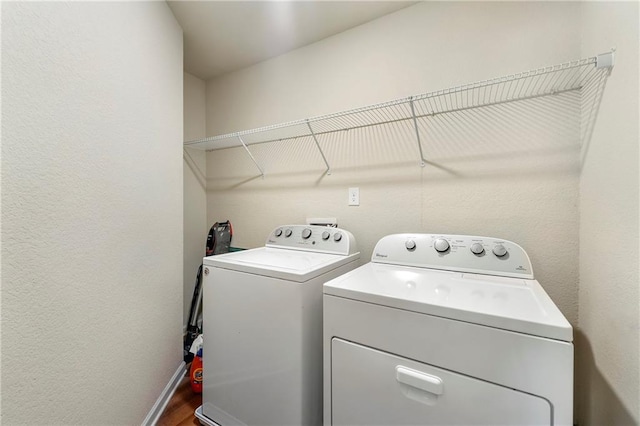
[198,225,359,426]
[323,233,573,426]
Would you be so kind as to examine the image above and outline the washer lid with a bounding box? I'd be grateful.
[203,247,360,282]
[323,263,573,342]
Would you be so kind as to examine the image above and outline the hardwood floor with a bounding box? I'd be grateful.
[157,373,202,426]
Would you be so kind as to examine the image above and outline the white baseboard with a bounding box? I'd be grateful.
[141,361,187,426]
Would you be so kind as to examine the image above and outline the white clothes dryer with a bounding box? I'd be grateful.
[323,233,573,426]
[198,225,359,426]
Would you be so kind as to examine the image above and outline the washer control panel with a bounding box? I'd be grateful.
[266,225,358,255]
[372,234,533,279]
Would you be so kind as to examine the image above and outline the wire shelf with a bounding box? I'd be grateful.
[184,52,614,176]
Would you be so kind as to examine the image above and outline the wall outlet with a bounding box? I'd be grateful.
[348,187,360,206]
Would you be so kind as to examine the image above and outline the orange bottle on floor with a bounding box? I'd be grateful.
[190,348,203,393]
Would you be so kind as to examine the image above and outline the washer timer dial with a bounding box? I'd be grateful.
[470,243,485,255]
[493,244,507,257]
[434,238,450,253]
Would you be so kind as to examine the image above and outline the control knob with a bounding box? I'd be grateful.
[434,238,450,253]
[285,229,292,238]
[493,244,507,257]
[302,228,312,239]
[275,228,283,237]
[333,233,343,242]
[322,231,331,240]
[470,243,484,255]
[405,240,416,251]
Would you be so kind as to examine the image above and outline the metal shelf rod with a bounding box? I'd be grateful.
[409,98,427,167]
[238,135,265,177]
[306,120,331,175]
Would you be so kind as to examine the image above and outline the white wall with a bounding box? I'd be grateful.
[1,2,184,424]
[578,2,639,425]
[183,72,207,328]
[205,1,581,328]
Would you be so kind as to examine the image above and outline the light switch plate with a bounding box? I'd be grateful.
[348,187,360,206]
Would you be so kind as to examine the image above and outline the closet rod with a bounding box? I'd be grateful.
[184,51,615,170]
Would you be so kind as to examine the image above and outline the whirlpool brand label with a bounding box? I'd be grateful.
[375,253,388,258]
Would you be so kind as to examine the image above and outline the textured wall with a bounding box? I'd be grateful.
[1,2,183,424]
[578,2,640,425]
[204,1,581,328]
[183,73,207,328]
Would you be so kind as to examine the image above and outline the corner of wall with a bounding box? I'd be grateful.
[577,2,640,424]
[183,70,208,328]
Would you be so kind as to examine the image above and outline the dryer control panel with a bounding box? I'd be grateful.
[266,225,358,256]
[372,234,533,279]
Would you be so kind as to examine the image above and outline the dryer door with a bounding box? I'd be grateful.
[330,339,551,426]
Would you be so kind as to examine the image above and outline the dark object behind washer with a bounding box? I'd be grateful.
[184,221,233,363]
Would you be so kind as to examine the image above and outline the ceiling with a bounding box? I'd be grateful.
[167,1,415,80]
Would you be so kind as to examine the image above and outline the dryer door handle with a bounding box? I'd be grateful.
[396,366,443,395]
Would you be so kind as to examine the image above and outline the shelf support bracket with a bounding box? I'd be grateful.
[409,98,427,167]
[237,135,265,178]
[596,49,615,71]
[306,120,331,175]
